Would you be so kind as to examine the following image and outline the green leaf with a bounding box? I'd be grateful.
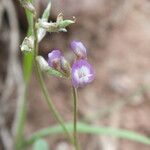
[25,122,150,147]
[23,52,34,83]
[46,67,65,78]
[42,2,51,20]
[33,139,49,150]
[58,20,74,28]
[38,1,51,42]
[23,2,34,83]
[15,1,34,149]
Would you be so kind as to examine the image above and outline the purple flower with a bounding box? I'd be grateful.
[72,59,94,88]
[70,41,87,59]
[48,50,62,69]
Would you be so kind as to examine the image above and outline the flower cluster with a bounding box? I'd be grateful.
[39,41,95,88]
[70,41,95,88]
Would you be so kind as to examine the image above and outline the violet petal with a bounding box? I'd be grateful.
[70,41,87,59]
[72,59,94,88]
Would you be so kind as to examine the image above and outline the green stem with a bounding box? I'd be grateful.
[14,88,27,150]
[14,3,33,149]
[32,15,74,145]
[72,86,80,150]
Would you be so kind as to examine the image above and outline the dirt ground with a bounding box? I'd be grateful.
[0,0,150,150]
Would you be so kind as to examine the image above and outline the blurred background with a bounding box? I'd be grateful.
[0,0,150,149]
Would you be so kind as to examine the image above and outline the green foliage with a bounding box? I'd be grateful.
[14,1,34,150]
[38,1,51,42]
[20,0,35,14]
[46,67,66,78]
[25,122,150,147]
[33,139,49,150]
[42,2,51,20]
[23,3,34,83]
[58,20,74,28]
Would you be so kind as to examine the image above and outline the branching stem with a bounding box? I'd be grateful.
[32,15,74,146]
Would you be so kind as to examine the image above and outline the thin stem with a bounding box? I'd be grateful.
[32,15,74,145]
[36,65,73,142]
[72,86,80,150]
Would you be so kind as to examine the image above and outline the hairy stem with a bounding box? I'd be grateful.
[32,15,74,145]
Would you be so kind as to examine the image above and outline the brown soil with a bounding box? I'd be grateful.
[0,0,150,150]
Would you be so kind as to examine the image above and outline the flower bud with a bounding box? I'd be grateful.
[36,56,49,71]
[48,50,62,70]
[20,36,34,52]
[70,41,87,59]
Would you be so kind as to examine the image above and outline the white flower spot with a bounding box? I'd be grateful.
[74,66,90,84]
